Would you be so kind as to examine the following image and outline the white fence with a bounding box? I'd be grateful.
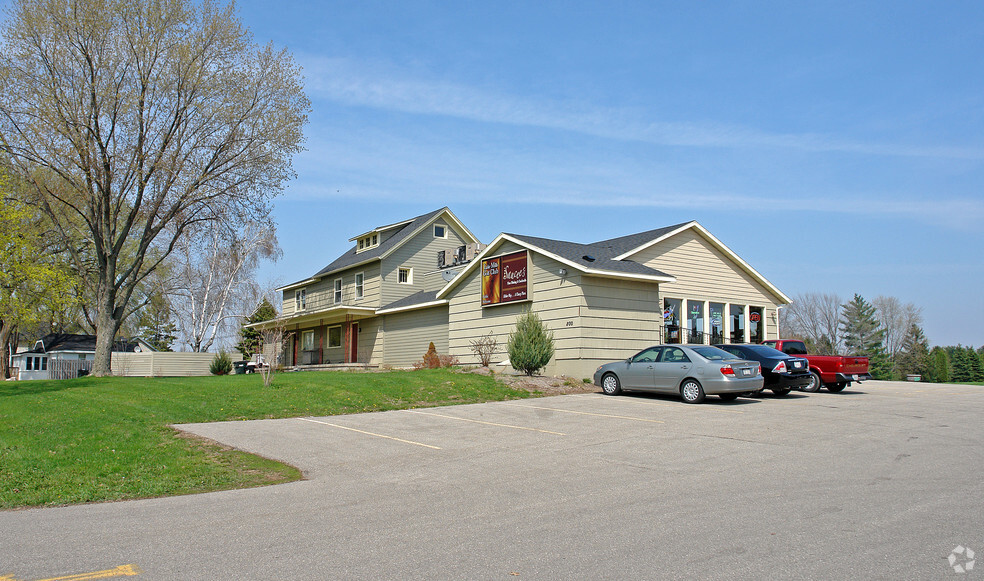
[111,352,216,377]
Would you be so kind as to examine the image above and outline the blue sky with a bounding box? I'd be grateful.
[238,1,984,347]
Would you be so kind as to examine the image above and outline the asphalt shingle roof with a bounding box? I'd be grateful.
[505,232,675,279]
[311,208,446,279]
[379,290,442,312]
[21,333,143,354]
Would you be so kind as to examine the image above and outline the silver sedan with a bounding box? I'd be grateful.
[593,344,763,403]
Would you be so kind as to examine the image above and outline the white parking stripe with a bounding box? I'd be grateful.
[297,417,442,449]
[508,403,665,423]
[406,410,567,435]
[582,393,747,413]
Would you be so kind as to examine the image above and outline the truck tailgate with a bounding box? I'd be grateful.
[839,357,869,374]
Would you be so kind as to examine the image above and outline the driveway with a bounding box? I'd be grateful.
[2,381,982,580]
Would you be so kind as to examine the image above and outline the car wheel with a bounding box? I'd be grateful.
[719,393,739,401]
[827,382,847,393]
[680,379,705,404]
[802,371,822,392]
[772,388,791,397]
[601,373,622,395]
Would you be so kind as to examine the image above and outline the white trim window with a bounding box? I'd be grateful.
[327,326,342,348]
[434,224,447,238]
[398,267,412,284]
[333,279,342,304]
[301,330,315,351]
[356,234,379,253]
[295,288,306,311]
[355,272,364,299]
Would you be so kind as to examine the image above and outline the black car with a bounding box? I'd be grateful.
[714,344,811,396]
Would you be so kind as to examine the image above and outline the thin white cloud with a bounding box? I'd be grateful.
[299,55,984,160]
[288,131,984,229]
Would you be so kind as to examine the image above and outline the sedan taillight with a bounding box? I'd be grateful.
[720,365,735,376]
[772,360,787,374]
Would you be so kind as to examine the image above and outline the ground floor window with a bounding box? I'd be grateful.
[687,300,704,343]
[709,303,724,344]
[663,298,682,343]
[328,326,342,348]
[301,330,315,351]
[749,306,764,343]
[730,304,745,343]
[25,356,47,371]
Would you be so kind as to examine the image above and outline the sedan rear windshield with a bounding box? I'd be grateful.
[741,345,788,357]
[691,346,737,361]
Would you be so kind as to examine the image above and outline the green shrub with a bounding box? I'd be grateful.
[508,310,554,376]
[210,351,233,375]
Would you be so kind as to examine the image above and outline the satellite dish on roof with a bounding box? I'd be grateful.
[442,269,460,282]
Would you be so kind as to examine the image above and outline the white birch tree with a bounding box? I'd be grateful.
[169,221,280,352]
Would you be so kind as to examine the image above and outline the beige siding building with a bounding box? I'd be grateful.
[266,209,791,378]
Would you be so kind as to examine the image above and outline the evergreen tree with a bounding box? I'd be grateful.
[136,291,177,351]
[840,294,890,379]
[236,298,278,360]
[894,324,929,379]
[966,346,984,382]
[927,347,950,383]
[949,346,972,383]
[507,310,555,376]
[840,294,884,354]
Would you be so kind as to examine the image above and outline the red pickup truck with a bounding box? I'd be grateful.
[761,339,872,393]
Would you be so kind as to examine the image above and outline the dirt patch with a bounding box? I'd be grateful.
[465,366,600,396]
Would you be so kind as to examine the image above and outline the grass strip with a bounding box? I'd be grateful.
[0,369,531,508]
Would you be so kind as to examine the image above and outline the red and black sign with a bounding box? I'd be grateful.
[482,250,528,306]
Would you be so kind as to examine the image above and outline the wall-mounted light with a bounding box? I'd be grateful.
[558,268,568,277]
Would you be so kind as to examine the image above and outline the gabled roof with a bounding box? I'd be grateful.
[611,221,792,304]
[437,232,676,299]
[19,333,151,354]
[278,207,480,292]
[505,233,674,278]
[437,220,790,305]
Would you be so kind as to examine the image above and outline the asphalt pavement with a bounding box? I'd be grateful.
[2,380,983,580]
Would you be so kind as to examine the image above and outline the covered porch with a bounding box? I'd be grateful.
[273,305,378,368]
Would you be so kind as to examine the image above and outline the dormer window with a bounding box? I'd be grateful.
[356,234,379,253]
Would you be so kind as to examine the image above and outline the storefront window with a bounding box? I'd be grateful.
[730,304,745,343]
[749,306,764,343]
[687,300,704,343]
[710,303,724,344]
[663,298,682,343]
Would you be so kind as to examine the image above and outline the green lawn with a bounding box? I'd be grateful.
[0,369,532,509]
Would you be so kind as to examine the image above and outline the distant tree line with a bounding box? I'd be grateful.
[781,292,981,384]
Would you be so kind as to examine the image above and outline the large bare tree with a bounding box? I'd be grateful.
[781,292,843,355]
[872,295,923,361]
[0,0,308,374]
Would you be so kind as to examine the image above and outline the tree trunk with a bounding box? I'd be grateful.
[0,322,13,380]
[92,283,124,377]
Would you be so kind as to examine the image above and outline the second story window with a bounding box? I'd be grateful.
[333,279,342,304]
[355,272,364,299]
[398,267,412,284]
[295,288,306,310]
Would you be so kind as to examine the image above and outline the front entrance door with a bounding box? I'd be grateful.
[348,322,359,363]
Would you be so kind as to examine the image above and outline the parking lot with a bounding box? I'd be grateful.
[2,381,983,580]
